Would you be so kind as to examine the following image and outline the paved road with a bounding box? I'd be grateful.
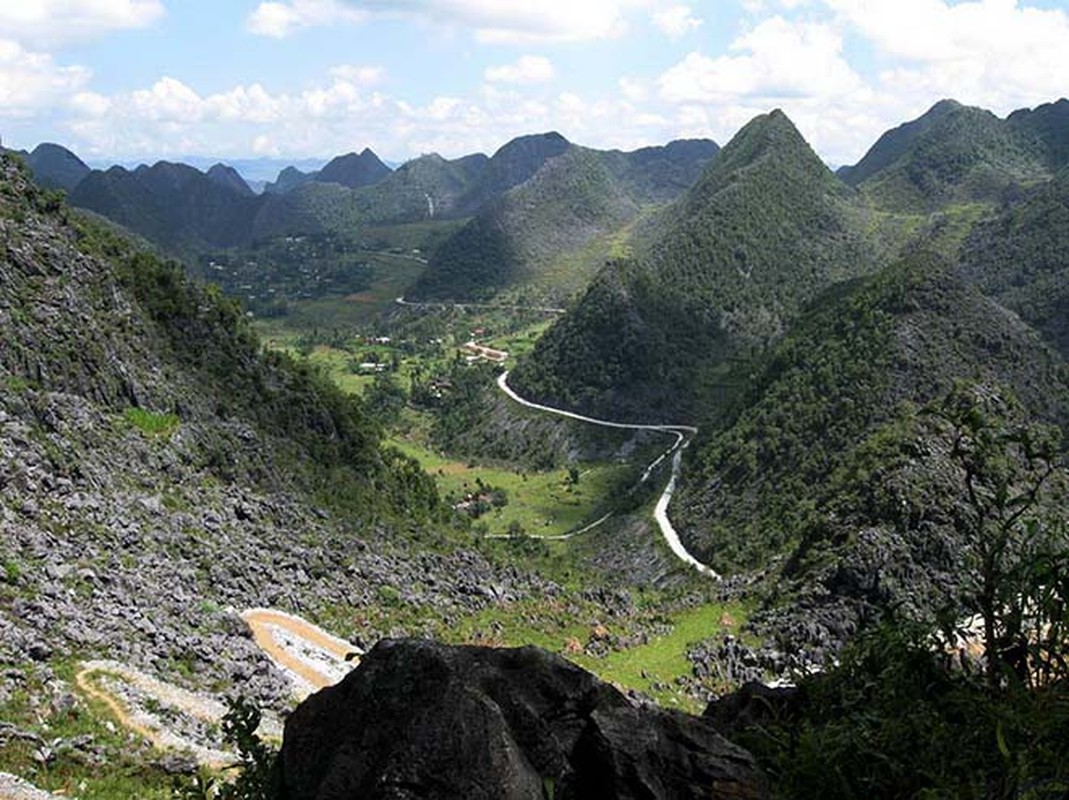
[396,296,565,314]
[496,372,719,579]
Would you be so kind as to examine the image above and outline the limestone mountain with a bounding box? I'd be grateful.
[250,180,363,240]
[316,148,391,189]
[68,160,262,254]
[350,151,490,224]
[406,146,642,303]
[956,166,1069,358]
[453,131,572,214]
[405,139,719,304]
[512,109,880,420]
[1007,98,1069,171]
[22,142,91,191]
[840,99,1067,211]
[600,138,720,203]
[265,165,315,194]
[206,162,254,196]
[672,255,1068,659]
[837,99,964,187]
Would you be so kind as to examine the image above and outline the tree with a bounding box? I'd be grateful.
[927,384,1064,692]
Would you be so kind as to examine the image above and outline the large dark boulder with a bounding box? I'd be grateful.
[275,639,764,800]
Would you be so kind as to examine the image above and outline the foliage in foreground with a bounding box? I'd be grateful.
[744,386,1069,798]
[744,621,1069,799]
[173,698,277,800]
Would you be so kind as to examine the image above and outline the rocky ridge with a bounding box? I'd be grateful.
[0,153,555,715]
[275,639,764,800]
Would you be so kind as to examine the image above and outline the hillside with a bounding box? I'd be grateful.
[601,138,720,203]
[512,109,880,420]
[68,160,262,254]
[23,142,91,191]
[316,148,391,189]
[674,254,1068,567]
[842,99,1063,211]
[406,146,641,302]
[351,152,489,223]
[0,152,559,726]
[837,99,964,187]
[1007,97,1069,171]
[956,167,1069,357]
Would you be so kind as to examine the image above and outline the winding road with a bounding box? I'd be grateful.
[395,296,566,314]
[0,609,360,799]
[496,372,720,579]
[2,370,719,798]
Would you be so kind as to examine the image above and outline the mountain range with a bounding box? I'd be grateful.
[2,94,1069,796]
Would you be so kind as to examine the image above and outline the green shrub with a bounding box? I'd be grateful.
[122,407,180,438]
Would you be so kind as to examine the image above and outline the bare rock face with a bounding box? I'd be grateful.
[275,639,764,800]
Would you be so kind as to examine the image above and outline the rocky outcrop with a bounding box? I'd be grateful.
[275,639,764,800]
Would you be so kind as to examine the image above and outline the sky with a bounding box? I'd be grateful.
[1,0,1068,170]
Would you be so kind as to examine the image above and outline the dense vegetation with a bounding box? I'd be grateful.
[674,255,1068,573]
[846,99,1068,213]
[513,109,880,420]
[957,168,1069,358]
[409,147,640,302]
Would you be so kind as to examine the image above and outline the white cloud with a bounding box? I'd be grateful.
[248,0,647,42]
[328,64,385,85]
[129,76,204,123]
[485,55,555,84]
[247,0,366,38]
[0,0,163,46]
[70,90,111,117]
[659,17,861,105]
[652,5,702,38]
[618,76,649,102]
[824,0,1069,113]
[0,38,91,116]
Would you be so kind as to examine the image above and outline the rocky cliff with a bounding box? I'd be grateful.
[275,639,764,800]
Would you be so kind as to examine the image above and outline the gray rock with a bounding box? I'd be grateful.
[275,639,765,800]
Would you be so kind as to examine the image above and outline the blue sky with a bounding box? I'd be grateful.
[1,1,1068,168]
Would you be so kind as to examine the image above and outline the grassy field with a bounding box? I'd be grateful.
[388,435,628,538]
[321,593,752,714]
[572,601,752,711]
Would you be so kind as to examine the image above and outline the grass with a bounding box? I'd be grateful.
[573,600,753,712]
[321,593,751,714]
[121,407,179,438]
[253,252,425,335]
[0,660,175,800]
[388,435,629,538]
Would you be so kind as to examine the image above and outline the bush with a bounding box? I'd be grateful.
[122,407,180,438]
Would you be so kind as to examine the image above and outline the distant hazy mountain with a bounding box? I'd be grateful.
[406,138,719,303]
[316,148,391,189]
[23,142,91,191]
[206,163,254,196]
[512,110,879,419]
[264,165,315,194]
[69,161,261,253]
